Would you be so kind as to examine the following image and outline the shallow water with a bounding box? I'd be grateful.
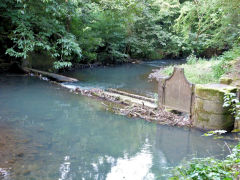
[62,60,184,97]
[0,74,238,180]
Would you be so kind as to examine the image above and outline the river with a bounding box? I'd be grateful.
[62,60,184,97]
[0,60,238,180]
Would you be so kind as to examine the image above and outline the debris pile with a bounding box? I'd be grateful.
[115,104,191,127]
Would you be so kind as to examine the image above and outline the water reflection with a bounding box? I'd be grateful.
[106,141,155,180]
[59,156,72,180]
[0,168,11,180]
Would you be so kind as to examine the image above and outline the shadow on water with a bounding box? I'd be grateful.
[0,74,238,179]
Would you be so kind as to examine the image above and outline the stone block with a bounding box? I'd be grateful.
[220,76,233,85]
[193,84,237,131]
[193,109,234,131]
[194,97,228,115]
[195,84,237,102]
[234,119,240,130]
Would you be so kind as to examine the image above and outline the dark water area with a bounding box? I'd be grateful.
[62,60,184,97]
[0,74,238,180]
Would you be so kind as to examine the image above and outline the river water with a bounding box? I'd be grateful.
[0,60,238,180]
[62,60,183,97]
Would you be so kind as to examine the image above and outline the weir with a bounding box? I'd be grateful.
[22,66,239,131]
[24,67,189,127]
[158,67,239,131]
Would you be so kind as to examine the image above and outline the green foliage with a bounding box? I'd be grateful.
[186,54,207,65]
[124,0,181,58]
[186,54,198,65]
[212,46,240,79]
[53,61,72,70]
[171,143,240,180]
[175,0,240,56]
[0,0,81,69]
[163,59,219,84]
[0,0,239,68]
[161,45,240,84]
[202,130,227,140]
[224,93,240,121]
[172,96,240,179]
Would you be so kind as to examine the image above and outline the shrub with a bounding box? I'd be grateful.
[171,143,240,180]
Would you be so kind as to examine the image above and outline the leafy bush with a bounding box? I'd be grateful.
[162,59,219,84]
[53,61,72,70]
[1,0,82,69]
[223,93,240,121]
[171,143,240,180]
[1,0,239,68]
[175,0,240,56]
[212,46,240,79]
[186,54,198,65]
[159,46,240,84]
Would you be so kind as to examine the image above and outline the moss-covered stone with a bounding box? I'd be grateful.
[193,110,234,131]
[195,84,237,102]
[194,98,229,115]
[193,83,236,131]
[234,119,240,130]
[220,76,233,85]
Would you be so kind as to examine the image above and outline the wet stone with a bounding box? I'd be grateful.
[23,169,31,176]
[16,152,24,158]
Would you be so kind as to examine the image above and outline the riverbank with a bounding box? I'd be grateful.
[149,47,240,85]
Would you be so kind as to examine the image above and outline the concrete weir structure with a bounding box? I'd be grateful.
[193,84,237,131]
[158,67,239,131]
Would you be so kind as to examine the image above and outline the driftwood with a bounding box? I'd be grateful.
[71,87,192,127]
[24,68,78,82]
[115,105,191,127]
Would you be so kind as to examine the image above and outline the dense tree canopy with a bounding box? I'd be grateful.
[0,0,239,69]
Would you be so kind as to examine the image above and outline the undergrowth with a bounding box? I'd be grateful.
[162,47,240,84]
[171,143,240,180]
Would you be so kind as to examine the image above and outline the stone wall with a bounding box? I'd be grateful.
[220,73,240,130]
[193,84,237,131]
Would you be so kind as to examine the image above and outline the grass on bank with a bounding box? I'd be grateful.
[163,58,219,84]
[162,47,240,84]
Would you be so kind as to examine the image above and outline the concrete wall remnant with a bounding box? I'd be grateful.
[193,84,237,131]
[158,68,238,131]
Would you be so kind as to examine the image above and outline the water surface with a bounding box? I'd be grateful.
[63,60,184,97]
[0,75,238,180]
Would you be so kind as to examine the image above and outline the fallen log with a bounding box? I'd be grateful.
[24,68,78,82]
